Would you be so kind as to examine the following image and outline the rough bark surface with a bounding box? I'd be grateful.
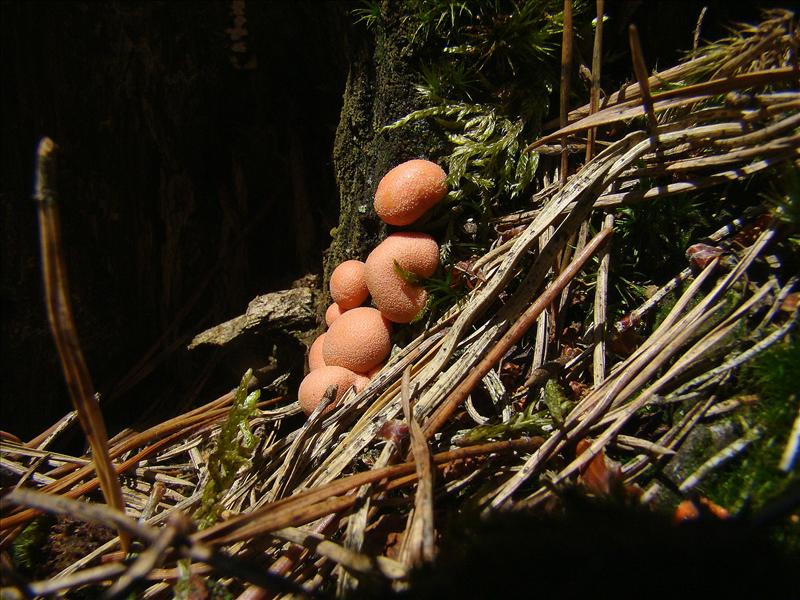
[188,281,319,350]
[323,2,448,314]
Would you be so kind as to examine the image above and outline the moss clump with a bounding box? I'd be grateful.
[379,0,573,324]
[194,369,260,530]
[10,516,53,577]
[703,335,800,551]
[388,0,569,221]
[455,379,573,445]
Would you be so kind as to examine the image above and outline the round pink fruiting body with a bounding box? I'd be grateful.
[330,260,369,310]
[323,307,392,373]
[308,334,327,371]
[374,159,448,226]
[354,375,370,393]
[372,281,427,325]
[364,232,439,324]
[372,232,439,278]
[297,365,359,416]
[325,302,345,326]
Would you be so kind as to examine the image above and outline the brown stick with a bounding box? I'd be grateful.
[628,25,659,146]
[560,0,574,186]
[400,367,435,566]
[593,212,614,386]
[585,0,605,163]
[422,227,614,438]
[32,137,130,552]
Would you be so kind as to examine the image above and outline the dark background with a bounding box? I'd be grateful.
[1,1,789,441]
[1,1,352,439]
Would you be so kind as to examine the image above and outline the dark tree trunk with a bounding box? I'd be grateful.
[323,2,447,305]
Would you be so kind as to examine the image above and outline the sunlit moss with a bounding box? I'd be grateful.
[10,517,52,575]
[456,379,573,445]
[194,369,260,530]
[703,335,800,551]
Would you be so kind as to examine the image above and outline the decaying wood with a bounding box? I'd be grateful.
[188,284,319,350]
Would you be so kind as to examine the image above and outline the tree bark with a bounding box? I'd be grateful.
[323,2,447,311]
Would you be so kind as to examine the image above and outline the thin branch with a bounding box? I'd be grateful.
[27,563,127,597]
[593,212,614,386]
[628,25,660,147]
[679,428,763,493]
[105,520,181,599]
[693,6,709,53]
[33,137,129,552]
[28,411,78,450]
[585,0,605,162]
[560,0,574,186]
[274,526,406,581]
[779,397,800,473]
[268,385,338,502]
[400,367,435,567]
[614,435,675,457]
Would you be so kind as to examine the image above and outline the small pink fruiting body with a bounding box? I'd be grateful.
[364,231,439,323]
[308,334,327,371]
[297,365,360,416]
[323,307,392,373]
[374,159,447,226]
[325,302,345,326]
[330,260,369,310]
[354,375,370,393]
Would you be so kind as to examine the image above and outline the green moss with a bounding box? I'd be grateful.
[10,516,53,576]
[329,1,574,326]
[194,369,260,530]
[388,0,569,217]
[455,379,573,445]
[702,335,800,551]
[419,267,469,324]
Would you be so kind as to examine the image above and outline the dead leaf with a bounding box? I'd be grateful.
[577,439,621,497]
